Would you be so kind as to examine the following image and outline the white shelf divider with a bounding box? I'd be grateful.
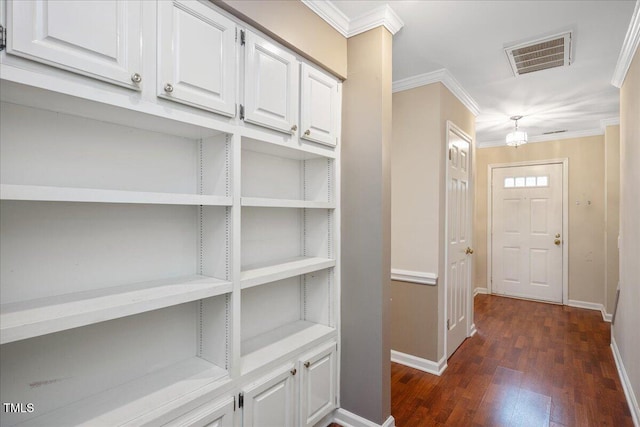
[1,275,232,344]
[240,256,335,290]
[0,184,232,206]
[17,357,229,427]
[241,197,334,209]
[241,320,336,375]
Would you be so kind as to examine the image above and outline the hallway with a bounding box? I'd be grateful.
[391,294,634,426]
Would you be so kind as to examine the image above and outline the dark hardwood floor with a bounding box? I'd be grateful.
[390,294,634,426]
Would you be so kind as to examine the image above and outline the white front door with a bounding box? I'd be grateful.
[492,163,564,302]
[446,125,472,358]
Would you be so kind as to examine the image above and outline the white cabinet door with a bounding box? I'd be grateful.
[7,0,143,90]
[157,0,236,117]
[164,396,235,427]
[243,365,297,427]
[243,30,299,135]
[300,64,340,147]
[299,342,337,427]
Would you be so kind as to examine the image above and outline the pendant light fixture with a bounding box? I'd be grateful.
[506,115,528,147]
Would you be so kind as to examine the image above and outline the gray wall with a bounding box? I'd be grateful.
[341,26,393,424]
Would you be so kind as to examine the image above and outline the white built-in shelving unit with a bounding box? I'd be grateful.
[0,1,341,426]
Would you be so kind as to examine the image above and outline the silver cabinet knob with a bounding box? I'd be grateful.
[164,83,174,93]
[131,73,142,83]
[304,129,311,136]
[291,124,297,132]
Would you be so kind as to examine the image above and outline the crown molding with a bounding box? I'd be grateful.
[478,128,603,148]
[392,69,481,116]
[601,117,621,131]
[349,4,404,37]
[301,1,404,38]
[612,0,640,88]
[300,0,350,37]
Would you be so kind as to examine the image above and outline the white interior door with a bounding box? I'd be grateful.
[446,126,472,358]
[492,164,563,302]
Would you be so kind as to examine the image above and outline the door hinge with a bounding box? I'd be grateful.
[233,395,236,411]
[240,29,246,46]
[0,25,6,51]
[238,392,244,408]
[239,104,245,120]
[447,319,450,330]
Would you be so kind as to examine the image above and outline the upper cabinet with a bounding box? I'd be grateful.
[157,0,237,117]
[6,0,143,90]
[243,30,299,135]
[300,64,340,147]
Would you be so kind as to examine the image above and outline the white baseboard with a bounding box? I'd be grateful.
[390,350,447,376]
[474,287,488,297]
[567,299,612,322]
[332,409,395,427]
[611,337,640,426]
[469,323,477,337]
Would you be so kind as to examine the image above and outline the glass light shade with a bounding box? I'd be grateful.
[505,130,528,147]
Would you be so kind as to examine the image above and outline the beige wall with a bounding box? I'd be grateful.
[605,125,620,314]
[341,26,393,424]
[474,136,606,305]
[391,83,475,362]
[390,280,439,361]
[392,84,441,273]
[613,48,640,419]
[214,0,347,78]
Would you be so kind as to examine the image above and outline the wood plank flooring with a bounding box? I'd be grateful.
[390,294,634,426]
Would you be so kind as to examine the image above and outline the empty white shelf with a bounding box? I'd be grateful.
[18,357,229,427]
[241,321,336,375]
[1,275,232,344]
[241,197,334,209]
[240,256,335,289]
[0,184,232,206]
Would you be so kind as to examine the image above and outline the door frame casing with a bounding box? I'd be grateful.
[486,158,569,304]
[444,120,474,359]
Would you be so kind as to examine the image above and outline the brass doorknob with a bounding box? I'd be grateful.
[465,247,474,255]
[554,239,561,246]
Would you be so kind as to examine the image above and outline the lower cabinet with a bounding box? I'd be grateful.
[299,342,338,427]
[241,341,337,427]
[243,364,297,427]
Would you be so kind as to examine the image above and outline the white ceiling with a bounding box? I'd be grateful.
[326,0,636,145]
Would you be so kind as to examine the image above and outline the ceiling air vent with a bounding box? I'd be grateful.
[505,32,572,76]
[542,130,567,135]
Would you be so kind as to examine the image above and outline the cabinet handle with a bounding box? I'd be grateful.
[290,368,297,376]
[131,73,142,84]
[304,129,311,136]
[304,361,311,368]
[164,83,174,93]
[290,124,297,132]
